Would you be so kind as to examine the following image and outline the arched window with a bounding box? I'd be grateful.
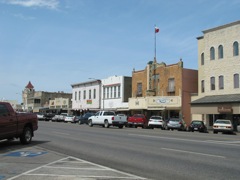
[210,77,215,90]
[201,53,204,65]
[210,47,215,60]
[233,41,239,56]
[219,75,224,89]
[201,80,205,93]
[234,74,239,88]
[218,45,224,59]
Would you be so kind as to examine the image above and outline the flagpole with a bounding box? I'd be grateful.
[154,25,156,61]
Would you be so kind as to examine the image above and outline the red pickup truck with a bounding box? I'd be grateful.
[0,102,38,144]
[127,114,148,128]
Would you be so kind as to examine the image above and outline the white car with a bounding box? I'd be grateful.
[64,115,76,123]
[148,116,166,130]
[213,119,234,134]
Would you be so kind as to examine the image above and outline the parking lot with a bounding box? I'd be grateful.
[0,144,146,180]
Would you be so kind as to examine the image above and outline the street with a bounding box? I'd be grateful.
[1,121,240,179]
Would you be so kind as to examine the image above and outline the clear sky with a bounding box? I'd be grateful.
[0,0,240,103]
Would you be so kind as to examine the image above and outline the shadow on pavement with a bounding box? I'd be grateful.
[0,140,50,154]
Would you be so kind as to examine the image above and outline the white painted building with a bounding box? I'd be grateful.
[102,75,132,112]
[71,80,101,114]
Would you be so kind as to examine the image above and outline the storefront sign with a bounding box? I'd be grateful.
[218,106,232,113]
[87,100,92,104]
[156,98,171,104]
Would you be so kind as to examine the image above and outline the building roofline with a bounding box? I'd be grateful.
[202,20,240,34]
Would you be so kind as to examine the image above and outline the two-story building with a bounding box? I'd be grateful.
[191,20,240,130]
[22,81,72,113]
[71,76,132,115]
[102,75,132,114]
[129,59,198,125]
[71,79,102,115]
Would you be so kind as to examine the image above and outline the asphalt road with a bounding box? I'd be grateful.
[33,121,240,180]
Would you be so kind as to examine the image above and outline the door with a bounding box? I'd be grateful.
[0,104,17,139]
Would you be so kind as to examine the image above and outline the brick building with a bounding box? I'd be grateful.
[129,59,198,125]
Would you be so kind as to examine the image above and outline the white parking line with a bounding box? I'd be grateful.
[161,148,226,159]
[8,156,146,180]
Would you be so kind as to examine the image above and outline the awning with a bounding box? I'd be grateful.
[191,94,240,104]
[147,107,166,110]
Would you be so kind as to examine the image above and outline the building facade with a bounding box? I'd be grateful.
[129,59,198,125]
[71,80,102,115]
[102,75,132,113]
[191,21,240,130]
[71,76,132,115]
[22,81,72,113]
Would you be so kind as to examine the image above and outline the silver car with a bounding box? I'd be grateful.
[166,118,186,131]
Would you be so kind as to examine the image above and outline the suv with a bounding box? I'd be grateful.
[166,118,186,131]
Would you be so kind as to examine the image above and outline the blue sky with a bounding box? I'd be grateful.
[0,0,240,103]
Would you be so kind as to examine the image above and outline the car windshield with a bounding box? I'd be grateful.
[192,121,202,125]
[151,116,162,120]
[135,115,144,118]
[169,119,180,122]
[215,120,230,124]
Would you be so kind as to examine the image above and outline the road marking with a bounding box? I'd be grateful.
[53,131,70,136]
[161,148,226,159]
[128,133,240,147]
[8,156,146,180]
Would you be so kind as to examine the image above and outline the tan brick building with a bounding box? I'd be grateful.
[191,20,240,130]
[129,59,198,125]
[22,81,72,113]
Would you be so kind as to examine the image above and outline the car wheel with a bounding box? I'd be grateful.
[20,127,33,144]
[104,120,109,128]
[118,125,123,129]
[213,130,218,134]
[88,120,93,127]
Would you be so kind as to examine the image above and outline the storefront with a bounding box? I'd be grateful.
[128,96,182,120]
[191,94,240,131]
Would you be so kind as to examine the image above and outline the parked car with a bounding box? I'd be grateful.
[78,112,95,125]
[51,114,61,122]
[213,119,234,134]
[64,115,76,123]
[188,120,207,133]
[43,113,55,121]
[148,116,166,130]
[36,113,45,121]
[59,113,68,122]
[166,118,186,131]
[127,114,148,128]
[88,111,127,128]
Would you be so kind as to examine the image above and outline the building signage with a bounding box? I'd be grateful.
[87,100,92,104]
[156,98,171,104]
[218,106,232,113]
